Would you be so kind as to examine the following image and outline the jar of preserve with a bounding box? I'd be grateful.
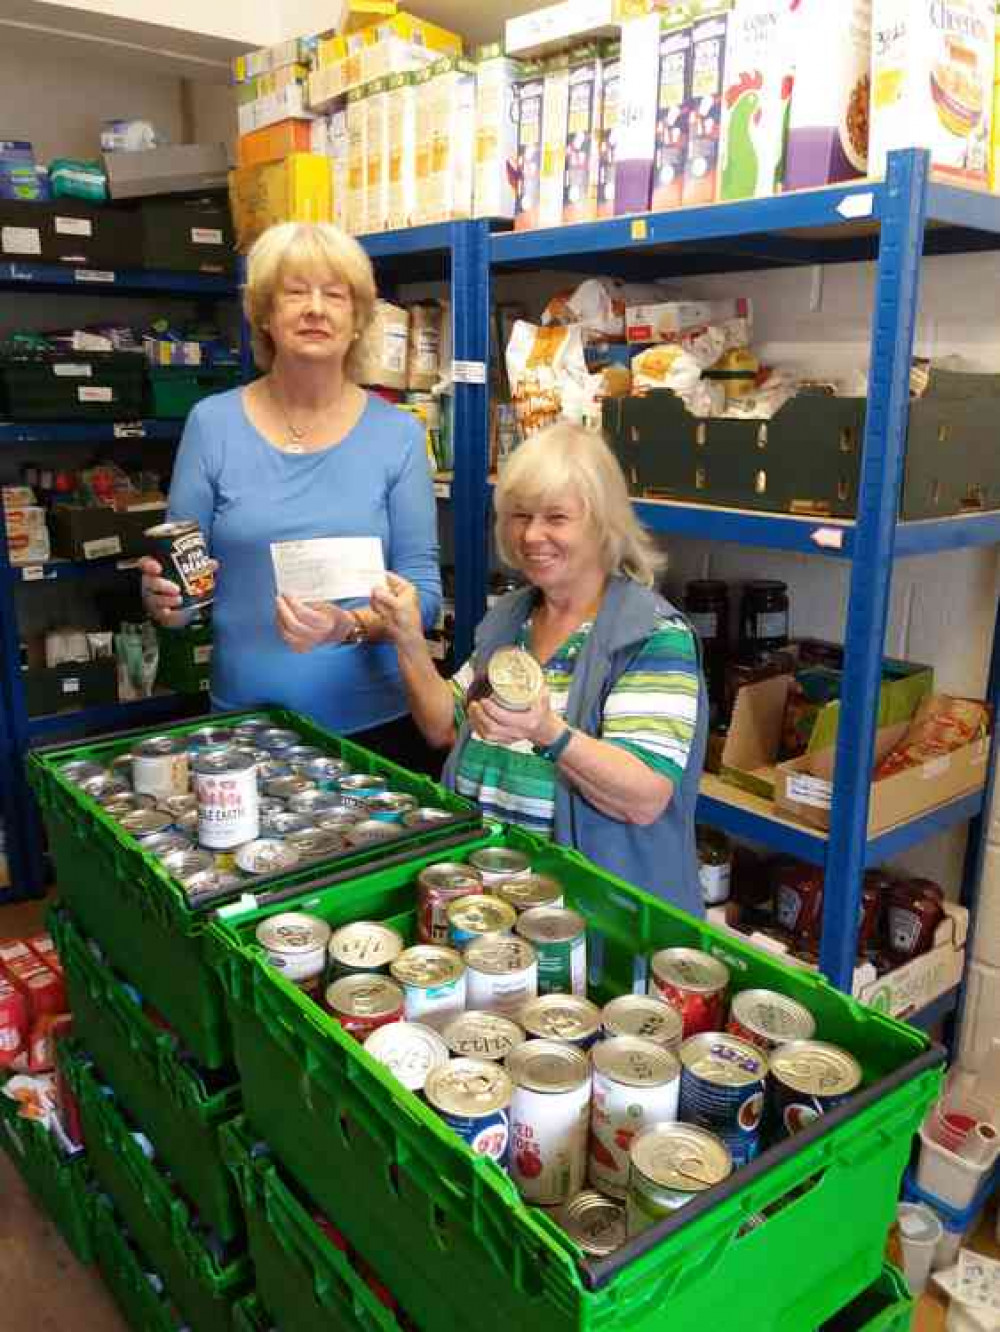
[696,827,732,906]
[685,580,729,714]
[886,877,944,963]
[739,580,790,659]
[772,862,824,951]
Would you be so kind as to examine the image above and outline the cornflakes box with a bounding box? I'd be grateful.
[596,40,621,217]
[682,7,730,205]
[785,0,871,189]
[719,0,797,201]
[474,45,524,221]
[870,0,995,189]
[651,15,694,211]
[514,62,546,230]
[539,57,571,228]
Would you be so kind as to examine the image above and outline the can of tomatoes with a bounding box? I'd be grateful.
[326,974,405,1041]
[649,947,730,1037]
[727,989,816,1053]
[509,1040,591,1205]
[601,995,684,1051]
[589,1037,681,1198]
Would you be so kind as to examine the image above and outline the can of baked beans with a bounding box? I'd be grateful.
[337,773,388,809]
[417,862,483,944]
[589,1037,681,1198]
[192,748,259,849]
[144,519,214,614]
[767,1040,862,1139]
[235,838,300,877]
[467,847,532,888]
[424,1057,513,1167]
[519,994,602,1049]
[509,1039,591,1205]
[602,995,684,1051]
[255,912,331,995]
[326,974,405,1041]
[559,1190,627,1257]
[727,989,816,1053]
[495,874,564,914]
[365,791,420,823]
[327,922,406,978]
[442,1011,526,1062]
[626,1122,732,1235]
[363,1021,450,1093]
[390,945,467,1029]
[678,1033,768,1167]
[464,934,538,1017]
[649,948,730,1038]
[132,735,189,800]
[302,756,352,790]
[515,907,587,996]
[447,894,517,949]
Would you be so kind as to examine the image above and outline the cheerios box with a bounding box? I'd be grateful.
[870,0,996,189]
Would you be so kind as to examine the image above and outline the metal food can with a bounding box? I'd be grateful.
[282,744,325,771]
[142,830,193,860]
[186,725,235,750]
[447,894,517,949]
[316,809,363,836]
[132,735,189,800]
[442,1011,526,1063]
[302,756,352,790]
[345,819,402,848]
[649,948,730,1038]
[174,807,199,837]
[425,1058,513,1167]
[144,519,214,613]
[559,1190,627,1257]
[495,873,564,913]
[767,1040,862,1139]
[390,945,467,1029]
[363,1021,450,1093]
[464,934,538,1017]
[192,748,259,850]
[86,775,132,804]
[364,791,420,824]
[515,907,587,996]
[678,1033,768,1167]
[336,773,389,809]
[402,807,456,830]
[487,646,545,711]
[519,994,602,1048]
[261,809,313,838]
[467,847,532,888]
[326,973,405,1041]
[508,1039,591,1205]
[255,912,331,994]
[183,868,243,900]
[263,774,315,802]
[417,862,484,944]
[288,789,350,817]
[232,718,272,742]
[162,848,215,884]
[235,838,300,877]
[158,792,198,818]
[256,759,292,786]
[257,728,302,754]
[328,922,406,977]
[626,1123,732,1235]
[284,827,344,864]
[589,1037,681,1198]
[60,758,106,787]
[602,995,684,1051]
[104,793,157,818]
[727,989,817,1053]
[120,808,174,842]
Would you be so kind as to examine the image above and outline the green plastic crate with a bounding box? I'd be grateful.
[29,706,482,1068]
[224,1117,403,1332]
[61,1040,251,1332]
[91,1193,188,1332]
[233,1292,277,1332]
[821,1264,913,1331]
[208,825,942,1332]
[0,1076,93,1264]
[50,906,243,1240]
[156,620,214,695]
[149,366,242,419]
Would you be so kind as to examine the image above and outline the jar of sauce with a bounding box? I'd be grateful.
[739,580,790,660]
[885,877,944,963]
[696,827,732,906]
[859,870,889,961]
[772,862,824,951]
[685,580,729,717]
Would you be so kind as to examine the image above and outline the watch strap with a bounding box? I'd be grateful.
[534,725,573,763]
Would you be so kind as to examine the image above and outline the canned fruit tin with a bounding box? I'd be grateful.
[626,1123,732,1235]
[158,793,198,818]
[144,519,215,612]
[326,974,405,1041]
[768,1040,862,1139]
[519,994,602,1048]
[337,773,389,808]
[120,809,174,842]
[417,863,484,944]
[509,1040,592,1205]
[363,1021,450,1093]
[256,912,331,993]
[328,922,406,977]
[364,791,420,823]
[60,758,107,787]
[515,907,587,996]
[316,809,363,835]
[442,1011,526,1062]
[132,735,189,800]
[302,756,352,789]
[464,935,538,1017]
[86,775,132,804]
[678,1033,768,1168]
[235,838,301,877]
[186,725,236,750]
[447,894,517,948]
[589,1037,681,1198]
[602,995,684,1050]
[257,727,302,754]
[727,989,817,1052]
[559,1190,627,1257]
[467,847,532,887]
[487,646,545,711]
[424,1058,513,1167]
[288,789,349,817]
[284,827,344,863]
[260,809,313,838]
[256,759,292,786]
[192,749,259,850]
[263,774,315,802]
[390,945,467,1029]
[402,807,456,829]
[495,874,564,913]
[345,819,403,847]
[649,947,730,1037]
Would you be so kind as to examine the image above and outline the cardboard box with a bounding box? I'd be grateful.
[231,37,318,84]
[238,120,314,169]
[513,62,546,230]
[539,58,571,228]
[651,17,693,212]
[354,299,409,389]
[418,58,476,225]
[562,46,603,225]
[719,0,796,202]
[49,504,167,562]
[229,155,333,250]
[596,41,621,218]
[683,7,729,206]
[386,72,417,230]
[474,46,524,221]
[238,85,314,137]
[235,64,310,106]
[625,296,752,345]
[614,12,661,215]
[506,0,618,57]
[103,144,230,200]
[365,79,390,234]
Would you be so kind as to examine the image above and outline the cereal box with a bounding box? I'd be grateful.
[364,79,389,235]
[422,58,476,224]
[386,72,417,230]
[597,40,621,218]
[514,62,547,230]
[539,57,571,229]
[719,0,797,201]
[991,4,1000,190]
[328,100,350,231]
[614,11,663,215]
[683,6,730,205]
[345,88,368,234]
[784,0,871,188]
[474,44,524,220]
[563,45,603,224]
[870,0,995,189]
[652,14,694,211]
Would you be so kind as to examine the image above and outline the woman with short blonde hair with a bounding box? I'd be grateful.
[139,221,442,767]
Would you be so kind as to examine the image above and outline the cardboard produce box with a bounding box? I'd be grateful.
[230,155,332,251]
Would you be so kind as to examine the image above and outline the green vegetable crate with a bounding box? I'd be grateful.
[819,1264,913,1331]
[90,1193,188,1332]
[61,1040,251,1332]
[29,707,483,1068]
[207,825,941,1332]
[148,366,242,419]
[0,1075,93,1263]
[233,1292,276,1332]
[50,907,243,1240]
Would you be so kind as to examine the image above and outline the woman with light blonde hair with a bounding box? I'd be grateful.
[139,221,441,766]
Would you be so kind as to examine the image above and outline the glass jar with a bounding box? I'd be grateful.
[885,877,944,964]
[685,580,729,715]
[739,580,790,659]
[696,827,732,906]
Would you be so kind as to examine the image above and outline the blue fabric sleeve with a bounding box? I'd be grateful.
[387,420,442,632]
[166,404,218,544]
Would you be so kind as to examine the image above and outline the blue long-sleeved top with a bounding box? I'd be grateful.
[167,387,441,734]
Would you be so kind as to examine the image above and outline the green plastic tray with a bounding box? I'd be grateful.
[29,706,482,1067]
[209,825,942,1332]
[0,1076,93,1263]
[233,1292,277,1332]
[50,906,243,1240]
[149,366,242,419]
[821,1264,913,1331]
[224,1117,403,1332]
[61,1040,251,1332]
[91,1193,187,1332]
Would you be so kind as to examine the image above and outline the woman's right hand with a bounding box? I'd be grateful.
[370,572,425,650]
[138,555,190,629]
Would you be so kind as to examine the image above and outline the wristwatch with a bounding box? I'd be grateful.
[343,611,367,646]
[533,725,574,763]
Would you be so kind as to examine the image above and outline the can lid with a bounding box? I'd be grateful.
[403,807,455,827]
[560,1191,627,1257]
[630,1123,732,1192]
[262,811,312,836]
[419,862,484,894]
[441,1011,526,1060]
[467,847,531,876]
[326,974,404,1019]
[446,894,517,936]
[329,921,405,970]
[424,1057,513,1116]
[602,995,683,1047]
[256,911,331,955]
[264,774,314,798]
[236,839,300,876]
[134,735,186,757]
[284,828,344,860]
[515,906,586,945]
[363,1021,450,1091]
[365,791,419,813]
[495,873,563,911]
[487,646,544,709]
[730,989,816,1044]
[770,1040,862,1097]
[391,945,465,988]
[651,947,730,995]
[465,933,536,975]
[593,1036,680,1088]
[191,747,255,776]
[120,809,173,836]
[338,773,389,791]
[679,1033,769,1086]
[346,820,403,845]
[519,994,602,1042]
[509,1039,590,1094]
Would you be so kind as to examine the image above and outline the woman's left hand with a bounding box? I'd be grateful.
[276,594,358,653]
[468,688,564,750]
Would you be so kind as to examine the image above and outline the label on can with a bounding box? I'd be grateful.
[515,908,587,996]
[425,1058,513,1168]
[508,1041,591,1206]
[193,753,259,849]
[464,936,538,1017]
[679,1034,768,1167]
[589,1038,681,1198]
[418,863,483,944]
[390,946,467,1030]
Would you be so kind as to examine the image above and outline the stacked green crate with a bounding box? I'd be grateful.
[91,1193,193,1332]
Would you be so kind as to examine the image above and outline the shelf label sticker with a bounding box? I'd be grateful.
[785,773,832,810]
[811,526,846,551]
[78,385,112,403]
[836,192,875,221]
[61,678,80,694]
[193,645,213,665]
[920,756,952,781]
[433,480,450,499]
[1,226,42,256]
[73,269,115,283]
[191,227,223,246]
[82,536,122,560]
[113,421,146,438]
[20,566,44,582]
[53,363,92,378]
[452,359,487,384]
[55,216,93,238]
[115,559,140,571]
[631,219,649,241]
